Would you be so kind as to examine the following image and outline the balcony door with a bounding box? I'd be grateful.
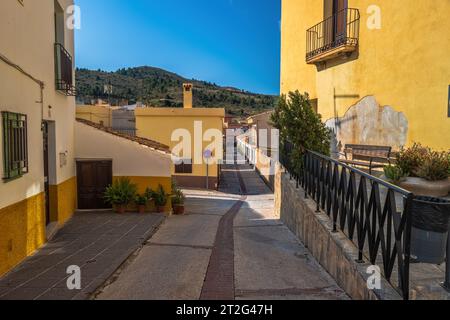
[333,0,348,44]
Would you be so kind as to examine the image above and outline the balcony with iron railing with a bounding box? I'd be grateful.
[55,43,76,96]
[306,8,360,64]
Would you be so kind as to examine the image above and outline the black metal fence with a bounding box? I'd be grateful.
[306,8,360,61]
[281,145,415,300]
[55,43,76,96]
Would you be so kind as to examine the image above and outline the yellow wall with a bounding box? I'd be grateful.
[0,193,46,277]
[49,177,77,226]
[76,105,113,127]
[135,108,225,181]
[281,0,450,151]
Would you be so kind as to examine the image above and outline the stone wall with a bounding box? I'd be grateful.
[275,170,402,300]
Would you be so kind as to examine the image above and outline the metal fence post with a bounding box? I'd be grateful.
[442,232,450,292]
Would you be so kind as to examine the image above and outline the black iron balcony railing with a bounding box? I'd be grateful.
[306,8,360,63]
[55,43,76,96]
[280,143,415,300]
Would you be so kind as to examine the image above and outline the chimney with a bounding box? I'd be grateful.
[183,83,193,109]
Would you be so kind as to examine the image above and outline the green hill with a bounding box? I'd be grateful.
[75,66,277,117]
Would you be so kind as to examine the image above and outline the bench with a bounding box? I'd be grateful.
[339,144,392,175]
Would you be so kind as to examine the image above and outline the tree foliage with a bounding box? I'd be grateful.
[271,91,331,174]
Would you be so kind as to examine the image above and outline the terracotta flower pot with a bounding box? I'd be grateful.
[156,206,166,213]
[173,205,185,215]
[115,205,126,214]
[138,205,146,214]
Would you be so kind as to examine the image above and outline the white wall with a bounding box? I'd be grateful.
[0,0,76,209]
[75,122,171,177]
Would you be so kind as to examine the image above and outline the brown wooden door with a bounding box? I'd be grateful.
[333,0,348,42]
[77,160,112,210]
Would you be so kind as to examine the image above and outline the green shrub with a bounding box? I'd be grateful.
[170,179,185,206]
[416,150,450,181]
[104,178,137,206]
[135,193,149,206]
[396,143,428,176]
[384,165,406,184]
[152,184,169,207]
[271,91,331,175]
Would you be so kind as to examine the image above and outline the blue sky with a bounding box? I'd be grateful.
[75,0,281,95]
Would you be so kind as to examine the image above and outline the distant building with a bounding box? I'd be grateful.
[136,84,225,190]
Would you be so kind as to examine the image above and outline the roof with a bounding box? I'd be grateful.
[76,118,171,154]
[247,110,274,121]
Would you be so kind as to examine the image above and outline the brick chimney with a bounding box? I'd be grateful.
[183,83,193,109]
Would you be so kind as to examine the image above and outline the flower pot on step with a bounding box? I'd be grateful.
[173,205,185,215]
[138,205,146,214]
[156,206,165,213]
[115,205,127,214]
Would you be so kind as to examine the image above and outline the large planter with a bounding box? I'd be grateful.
[410,196,450,264]
[399,177,450,198]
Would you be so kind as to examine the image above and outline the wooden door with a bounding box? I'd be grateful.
[333,0,348,43]
[77,160,112,210]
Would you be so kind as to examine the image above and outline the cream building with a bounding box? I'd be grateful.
[0,0,77,276]
[136,85,225,190]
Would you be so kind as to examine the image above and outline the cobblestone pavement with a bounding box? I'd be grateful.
[0,212,165,300]
[96,161,348,300]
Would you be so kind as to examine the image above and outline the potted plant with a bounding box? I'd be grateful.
[153,184,168,213]
[383,164,407,185]
[396,144,450,197]
[135,193,149,214]
[170,180,185,215]
[104,178,137,214]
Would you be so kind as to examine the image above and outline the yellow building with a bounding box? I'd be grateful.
[136,84,225,190]
[0,0,77,276]
[281,0,450,151]
[76,105,114,127]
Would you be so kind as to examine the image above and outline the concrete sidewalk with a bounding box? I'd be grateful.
[0,212,164,300]
[96,162,347,300]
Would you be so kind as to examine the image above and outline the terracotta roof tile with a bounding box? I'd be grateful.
[76,118,171,154]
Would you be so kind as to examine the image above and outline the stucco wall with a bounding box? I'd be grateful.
[0,0,76,275]
[135,108,225,180]
[75,122,172,178]
[281,0,450,150]
[0,0,76,209]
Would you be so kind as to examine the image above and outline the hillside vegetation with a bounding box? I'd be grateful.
[76,67,277,117]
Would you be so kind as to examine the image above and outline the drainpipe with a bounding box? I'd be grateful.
[0,52,46,123]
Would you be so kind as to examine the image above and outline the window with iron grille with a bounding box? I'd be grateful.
[2,112,28,181]
[175,159,193,174]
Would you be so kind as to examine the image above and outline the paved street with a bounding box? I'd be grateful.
[96,162,347,300]
[0,213,165,300]
[0,161,347,300]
